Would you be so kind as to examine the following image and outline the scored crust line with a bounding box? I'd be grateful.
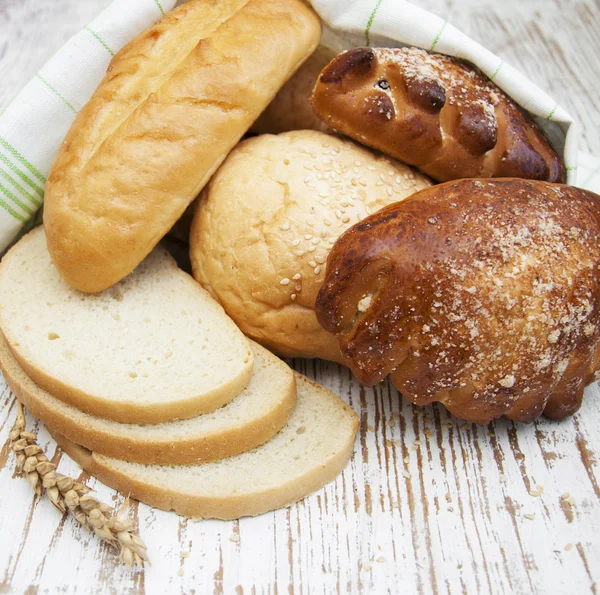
[365,0,384,46]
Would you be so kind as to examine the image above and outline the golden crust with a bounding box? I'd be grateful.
[316,179,600,423]
[310,47,565,184]
[43,0,321,293]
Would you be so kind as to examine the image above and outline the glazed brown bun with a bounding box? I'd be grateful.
[44,0,321,293]
[190,130,431,361]
[316,179,600,423]
[310,47,565,184]
[252,45,336,134]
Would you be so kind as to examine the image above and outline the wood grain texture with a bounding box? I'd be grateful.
[0,0,599,593]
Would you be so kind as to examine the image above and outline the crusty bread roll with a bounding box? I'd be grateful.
[190,130,431,361]
[252,45,336,134]
[316,179,600,423]
[43,0,321,293]
[311,47,565,184]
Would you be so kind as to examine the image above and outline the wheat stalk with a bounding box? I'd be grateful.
[8,401,149,569]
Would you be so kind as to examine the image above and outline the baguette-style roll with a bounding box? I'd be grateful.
[311,47,565,184]
[44,0,321,293]
[316,179,600,423]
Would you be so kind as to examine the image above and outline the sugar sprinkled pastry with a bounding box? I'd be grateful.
[311,47,565,184]
[316,179,600,423]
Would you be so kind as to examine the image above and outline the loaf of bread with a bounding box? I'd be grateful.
[0,228,253,424]
[0,335,295,465]
[252,45,336,134]
[310,47,565,184]
[190,130,431,361]
[43,0,321,293]
[51,374,358,520]
[316,179,600,423]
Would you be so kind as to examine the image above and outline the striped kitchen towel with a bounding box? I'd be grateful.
[0,0,598,253]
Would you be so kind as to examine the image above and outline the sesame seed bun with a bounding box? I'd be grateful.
[190,130,431,361]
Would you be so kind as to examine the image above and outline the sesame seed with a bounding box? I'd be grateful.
[308,260,317,268]
[306,217,315,226]
[319,192,329,198]
[295,283,302,291]
[280,223,290,231]
[564,543,573,551]
[524,513,536,521]
[403,470,411,479]
[292,273,301,280]
[335,209,342,219]
[284,159,290,165]
[291,239,300,247]
[304,234,312,240]
[315,255,325,264]
[291,294,297,301]
[280,278,290,286]
[386,187,393,196]
[314,266,322,275]
[324,219,331,226]
[308,246,316,252]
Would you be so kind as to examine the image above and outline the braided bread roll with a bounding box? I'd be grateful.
[310,47,565,184]
[316,179,600,423]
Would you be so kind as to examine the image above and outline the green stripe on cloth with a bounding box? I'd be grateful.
[365,0,383,46]
[546,103,558,120]
[153,0,165,16]
[0,196,26,223]
[0,153,44,196]
[490,61,503,80]
[0,137,46,183]
[36,73,77,113]
[84,26,115,56]
[0,169,42,208]
[430,21,447,51]
[0,182,34,215]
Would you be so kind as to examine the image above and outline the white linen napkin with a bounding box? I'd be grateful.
[0,0,598,253]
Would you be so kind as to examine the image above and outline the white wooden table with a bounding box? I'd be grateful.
[1,1,599,593]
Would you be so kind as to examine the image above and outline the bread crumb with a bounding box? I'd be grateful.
[376,556,386,563]
[561,492,571,500]
[403,470,411,479]
[524,513,536,521]
[499,474,506,483]
[564,543,573,551]
[178,568,184,577]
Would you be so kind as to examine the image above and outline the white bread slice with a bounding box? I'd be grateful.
[0,227,253,423]
[51,374,359,520]
[0,335,295,465]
